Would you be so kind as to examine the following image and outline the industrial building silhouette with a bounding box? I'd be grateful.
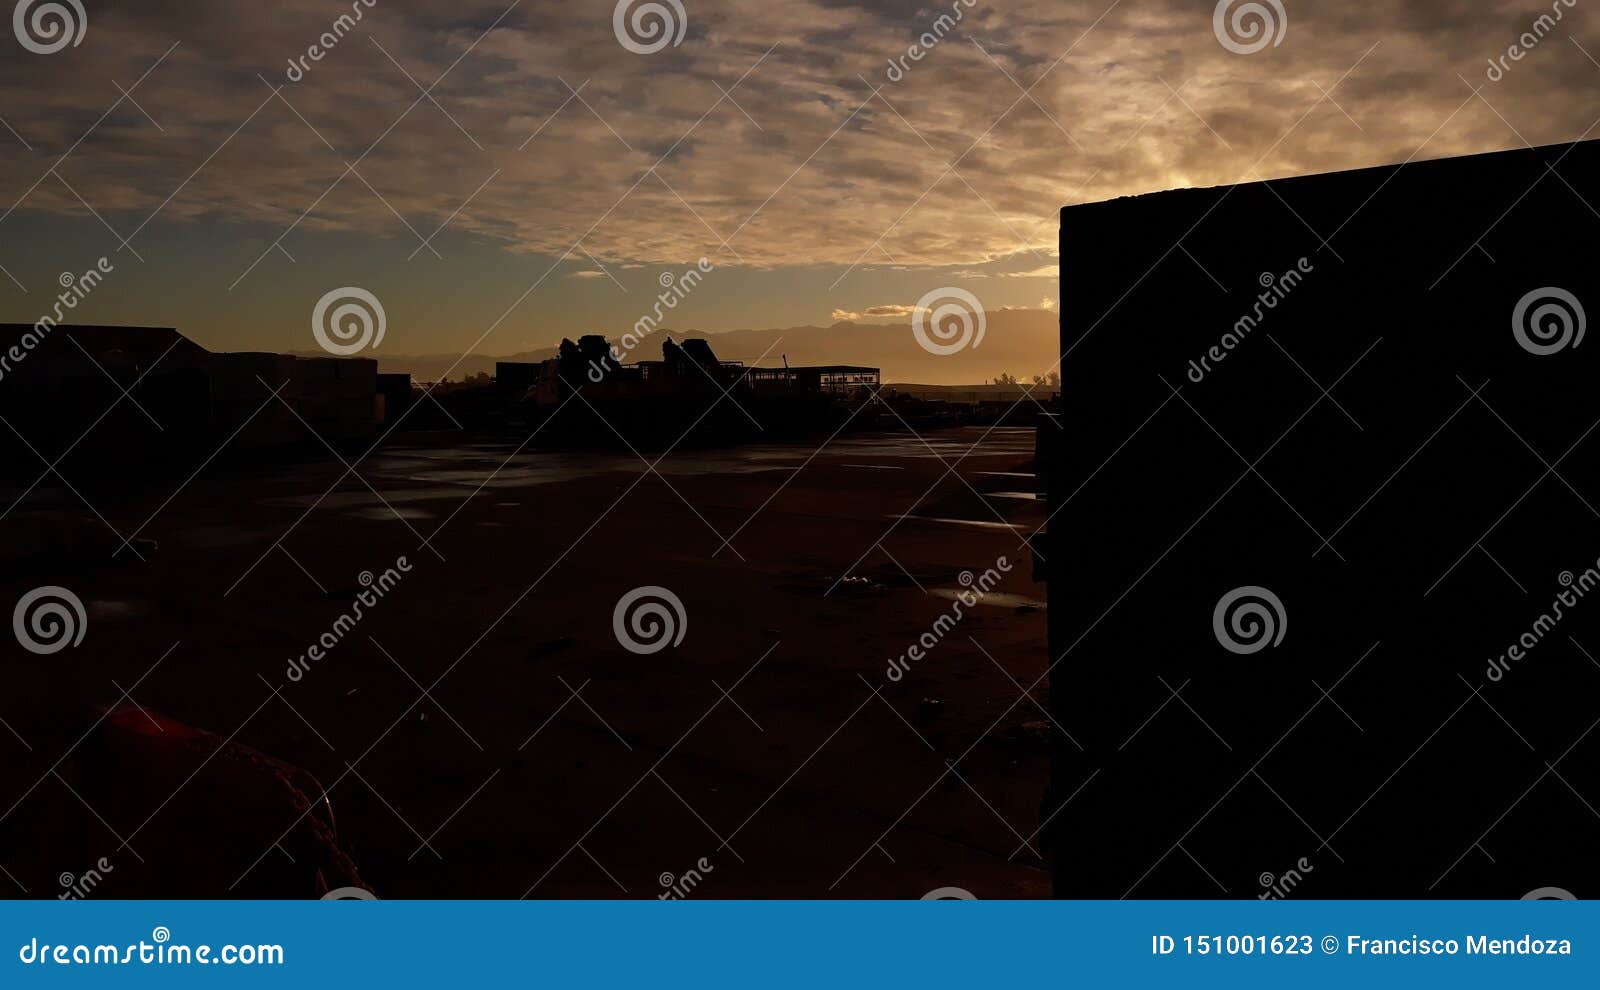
[0,324,384,467]
[1041,139,1600,897]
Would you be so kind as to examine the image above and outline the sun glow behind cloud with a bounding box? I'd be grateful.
[0,0,1592,353]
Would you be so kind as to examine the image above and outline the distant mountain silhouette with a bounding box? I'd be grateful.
[357,308,1059,386]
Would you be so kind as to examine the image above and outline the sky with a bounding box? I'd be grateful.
[0,0,1597,364]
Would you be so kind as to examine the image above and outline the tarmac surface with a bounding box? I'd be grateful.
[1,426,1053,898]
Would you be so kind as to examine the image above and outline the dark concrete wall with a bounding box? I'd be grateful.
[1045,140,1600,897]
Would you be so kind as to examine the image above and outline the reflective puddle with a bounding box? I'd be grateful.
[929,588,1046,609]
[891,515,1026,533]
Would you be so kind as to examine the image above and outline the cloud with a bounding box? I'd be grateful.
[0,0,1592,276]
[952,263,1059,279]
[1000,265,1059,279]
[831,303,922,322]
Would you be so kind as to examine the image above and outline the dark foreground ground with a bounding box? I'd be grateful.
[0,426,1052,898]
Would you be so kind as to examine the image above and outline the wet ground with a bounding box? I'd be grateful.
[0,426,1054,898]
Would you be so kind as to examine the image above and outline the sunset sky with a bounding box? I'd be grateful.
[1,0,1596,361]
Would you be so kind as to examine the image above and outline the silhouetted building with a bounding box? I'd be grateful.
[503,335,877,410]
[0,325,381,463]
[0,324,212,458]
[376,373,413,424]
[1041,139,1600,897]
[493,335,878,447]
[495,361,541,395]
[746,365,880,396]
